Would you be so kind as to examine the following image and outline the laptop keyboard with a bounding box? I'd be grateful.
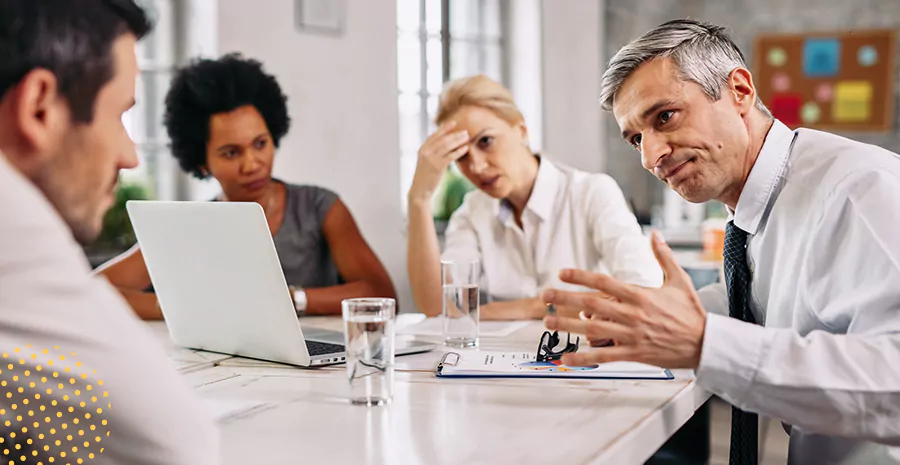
[306,340,345,356]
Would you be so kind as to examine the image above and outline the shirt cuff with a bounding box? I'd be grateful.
[696,313,770,408]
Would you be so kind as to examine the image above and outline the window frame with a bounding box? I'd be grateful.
[396,0,509,214]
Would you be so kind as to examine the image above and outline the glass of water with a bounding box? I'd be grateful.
[441,259,480,347]
[342,298,396,406]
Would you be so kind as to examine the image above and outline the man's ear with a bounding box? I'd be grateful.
[728,68,758,116]
[10,69,70,165]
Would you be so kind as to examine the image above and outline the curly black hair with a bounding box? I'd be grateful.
[163,53,291,179]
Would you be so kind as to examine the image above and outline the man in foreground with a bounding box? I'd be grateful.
[0,1,218,463]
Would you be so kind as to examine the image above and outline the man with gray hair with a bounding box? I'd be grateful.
[541,18,900,465]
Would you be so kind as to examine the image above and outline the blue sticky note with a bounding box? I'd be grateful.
[804,38,841,77]
[858,45,878,67]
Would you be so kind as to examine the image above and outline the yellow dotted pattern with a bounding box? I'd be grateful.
[0,346,110,464]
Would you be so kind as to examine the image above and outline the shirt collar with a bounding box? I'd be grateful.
[733,119,797,235]
[496,156,559,225]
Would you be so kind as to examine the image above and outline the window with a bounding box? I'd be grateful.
[88,0,218,264]
[396,0,506,213]
[86,0,181,265]
[121,0,220,202]
[447,0,505,81]
[122,0,177,200]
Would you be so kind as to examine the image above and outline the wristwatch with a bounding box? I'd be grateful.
[289,285,307,317]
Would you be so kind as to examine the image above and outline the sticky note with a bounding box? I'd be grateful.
[858,45,878,67]
[815,83,833,102]
[767,47,787,67]
[801,102,821,124]
[772,73,791,92]
[833,81,872,122]
[803,38,841,77]
[770,94,802,127]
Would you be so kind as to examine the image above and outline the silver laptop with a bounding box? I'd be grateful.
[127,200,435,367]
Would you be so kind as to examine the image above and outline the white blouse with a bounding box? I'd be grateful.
[441,157,663,301]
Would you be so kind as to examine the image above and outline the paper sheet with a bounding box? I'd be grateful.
[397,317,529,338]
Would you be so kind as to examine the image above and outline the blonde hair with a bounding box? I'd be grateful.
[435,74,525,126]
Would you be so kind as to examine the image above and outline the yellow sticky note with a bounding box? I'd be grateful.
[833,81,873,122]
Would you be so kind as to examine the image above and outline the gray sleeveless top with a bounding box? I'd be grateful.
[273,181,343,288]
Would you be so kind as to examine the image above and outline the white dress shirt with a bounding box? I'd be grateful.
[696,120,900,464]
[442,157,663,301]
[0,153,219,464]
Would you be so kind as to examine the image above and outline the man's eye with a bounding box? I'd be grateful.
[630,134,642,148]
[659,111,674,124]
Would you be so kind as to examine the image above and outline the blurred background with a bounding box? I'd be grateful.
[99,0,900,295]
[91,3,899,462]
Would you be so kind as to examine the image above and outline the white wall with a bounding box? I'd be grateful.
[540,0,606,173]
[217,0,410,310]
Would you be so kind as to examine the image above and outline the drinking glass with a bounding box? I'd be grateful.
[342,298,396,406]
[441,260,480,348]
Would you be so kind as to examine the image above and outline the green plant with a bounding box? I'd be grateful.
[433,168,475,221]
[95,182,150,251]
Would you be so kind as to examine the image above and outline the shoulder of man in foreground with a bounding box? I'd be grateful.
[0,156,220,465]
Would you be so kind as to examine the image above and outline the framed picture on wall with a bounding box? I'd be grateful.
[295,0,345,36]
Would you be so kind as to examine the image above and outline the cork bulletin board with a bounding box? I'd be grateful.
[753,29,896,132]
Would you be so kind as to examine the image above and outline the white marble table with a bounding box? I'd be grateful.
[148,318,710,465]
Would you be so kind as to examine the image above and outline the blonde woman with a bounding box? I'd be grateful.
[407,75,663,320]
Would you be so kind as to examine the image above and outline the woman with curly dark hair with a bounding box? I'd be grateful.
[98,53,396,319]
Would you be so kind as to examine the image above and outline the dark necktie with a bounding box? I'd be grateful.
[723,221,758,465]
